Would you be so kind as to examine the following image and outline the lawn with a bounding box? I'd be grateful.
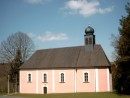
[10,92,130,98]
[0,93,6,96]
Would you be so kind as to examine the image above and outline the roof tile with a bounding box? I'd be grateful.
[20,45,111,69]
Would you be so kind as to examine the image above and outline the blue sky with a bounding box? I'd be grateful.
[0,0,129,61]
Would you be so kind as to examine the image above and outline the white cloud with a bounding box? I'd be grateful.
[28,31,69,42]
[28,32,36,38]
[25,0,51,4]
[63,0,114,17]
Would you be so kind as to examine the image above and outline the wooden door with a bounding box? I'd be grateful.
[44,87,47,94]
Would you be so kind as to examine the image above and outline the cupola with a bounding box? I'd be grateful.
[85,26,94,35]
[84,26,95,52]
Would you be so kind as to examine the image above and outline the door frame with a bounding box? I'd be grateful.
[43,86,48,94]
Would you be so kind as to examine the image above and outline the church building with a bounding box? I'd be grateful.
[20,26,112,94]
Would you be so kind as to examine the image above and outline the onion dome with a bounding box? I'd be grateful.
[85,26,94,35]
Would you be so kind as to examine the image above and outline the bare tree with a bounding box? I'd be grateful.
[0,32,34,92]
[0,32,34,64]
[111,34,120,61]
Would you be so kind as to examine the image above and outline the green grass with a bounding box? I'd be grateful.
[0,93,6,96]
[10,92,130,98]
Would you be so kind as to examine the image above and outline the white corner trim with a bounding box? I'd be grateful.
[74,69,77,93]
[107,68,110,91]
[36,70,38,94]
[19,71,21,92]
[52,70,55,92]
[95,69,98,92]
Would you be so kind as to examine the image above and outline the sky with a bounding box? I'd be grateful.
[0,0,129,62]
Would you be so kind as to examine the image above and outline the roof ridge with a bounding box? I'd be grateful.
[36,45,83,51]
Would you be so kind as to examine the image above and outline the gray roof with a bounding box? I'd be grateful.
[20,45,111,69]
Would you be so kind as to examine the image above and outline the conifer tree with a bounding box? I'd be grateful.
[10,49,22,83]
[113,3,130,94]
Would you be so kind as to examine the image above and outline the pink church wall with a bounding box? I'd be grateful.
[76,68,95,92]
[20,69,75,94]
[20,67,112,94]
[38,70,53,94]
[20,70,36,93]
[54,69,74,93]
[98,68,108,92]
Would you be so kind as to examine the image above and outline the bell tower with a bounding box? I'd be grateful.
[84,26,95,52]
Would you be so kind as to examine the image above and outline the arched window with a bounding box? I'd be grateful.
[28,73,31,82]
[43,73,47,82]
[89,37,92,44]
[61,73,64,83]
[84,72,88,82]
[85,38,88,45]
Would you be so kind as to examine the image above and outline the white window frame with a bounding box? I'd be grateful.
[59,72,65,83]
[83,71,89,83]
[42,72,48,83]
[27,72,32,82]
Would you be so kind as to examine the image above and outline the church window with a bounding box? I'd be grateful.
[43,73,47,83]
[83,72,89,83]
[85,38,88,45]
[89,38,92,44]
[28,73,32,82]
[60,73,65,83]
